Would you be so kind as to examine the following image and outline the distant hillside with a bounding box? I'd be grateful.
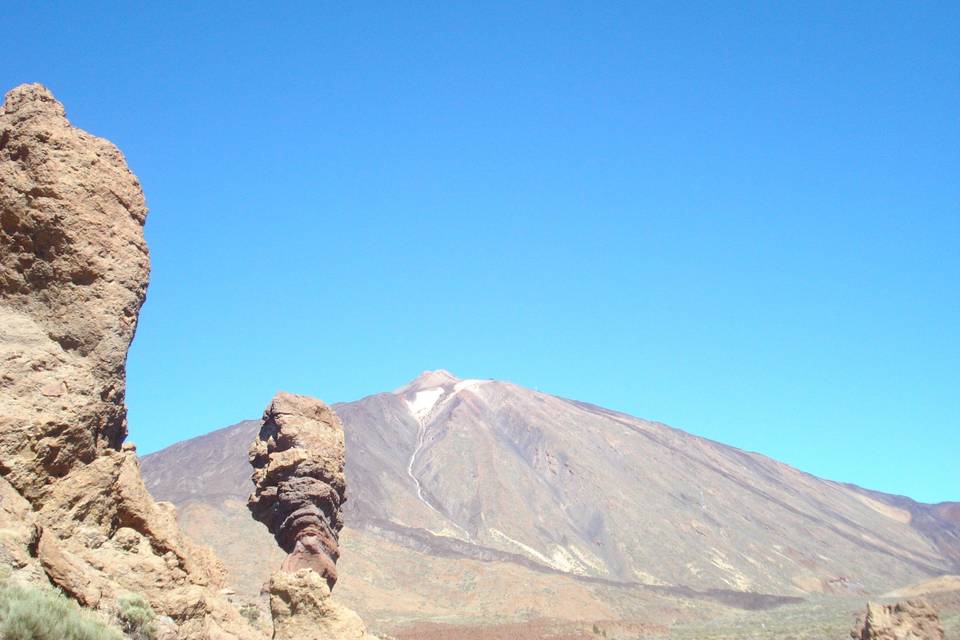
[141,370,959,629]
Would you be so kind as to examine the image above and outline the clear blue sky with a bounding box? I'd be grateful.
[5,2,957,503]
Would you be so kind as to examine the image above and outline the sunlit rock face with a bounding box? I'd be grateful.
[0,83,259,640]
[0,82,149,500]
[268,569,369,640]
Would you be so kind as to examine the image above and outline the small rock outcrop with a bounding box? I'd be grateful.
[248,393,370,639]
[0,83,257,639]
[267,569,367,640]
[850,599,944,640]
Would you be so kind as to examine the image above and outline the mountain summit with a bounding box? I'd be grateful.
[394,369,461,394]
[342,372,959,586]
[141,372,960,630]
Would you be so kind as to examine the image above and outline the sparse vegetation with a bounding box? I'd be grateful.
[0,576,123,640]
[116,594,157,640]
[239,603,260,626]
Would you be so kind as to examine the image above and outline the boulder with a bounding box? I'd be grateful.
[268,569,368,640]
[850,599,944,640]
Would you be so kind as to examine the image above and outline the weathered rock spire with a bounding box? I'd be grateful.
[248,391,371,639]
[248,392,347,588]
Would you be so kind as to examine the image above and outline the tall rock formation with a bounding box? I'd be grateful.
[248,393,369,639]
[248,393,346,588]
[850,600,945,640]
[0,83,257,639]
[0,83,148,499]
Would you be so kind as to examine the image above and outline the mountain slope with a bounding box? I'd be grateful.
[141,370,959,627]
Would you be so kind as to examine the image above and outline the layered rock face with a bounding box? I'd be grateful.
[0,84,257,639]
[850,600,944,640]
[248,393,346,588]
[248,393,369,639]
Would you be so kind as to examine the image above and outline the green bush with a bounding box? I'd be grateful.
[0,578,122,640]
[116,595,156,640]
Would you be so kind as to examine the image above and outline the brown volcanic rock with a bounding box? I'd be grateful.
[0,83,258,639]
[850,599,944,640]
[248,392,347,588]
[0,83,149,500]
[268,569,368,640]
[248,393,371,639]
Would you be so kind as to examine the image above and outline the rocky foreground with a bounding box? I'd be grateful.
[0,83,259,638]
[0,83,371,639]
[850,599,945,640]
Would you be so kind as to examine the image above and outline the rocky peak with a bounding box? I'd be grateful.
[392,369,493,426]
[394,369,460,394]
[1,83,66,121]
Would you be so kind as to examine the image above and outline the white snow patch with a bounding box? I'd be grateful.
[426,527,470,540]
[406,387,446,424]
[548,546,584,574]
[403,385,471,541]
[489,528,554,566]
[453,379,488,393]
[632,569,667,585]
[488,528,592,575]
[568,544,608,575]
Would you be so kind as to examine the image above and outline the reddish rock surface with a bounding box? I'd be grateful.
[248,392,347,589]
[247,392,371,639]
